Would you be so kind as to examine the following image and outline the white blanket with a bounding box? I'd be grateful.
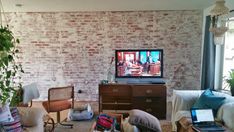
[171,90,201,131]
[22,83,40,104]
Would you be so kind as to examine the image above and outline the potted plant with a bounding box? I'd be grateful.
[226,70,234,96]
[0,25,24,106]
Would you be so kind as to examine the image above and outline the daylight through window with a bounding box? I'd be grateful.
[222,17,234,90]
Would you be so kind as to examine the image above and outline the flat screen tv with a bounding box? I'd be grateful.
[115,49,163,78]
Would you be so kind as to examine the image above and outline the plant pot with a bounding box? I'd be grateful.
[231,88,234,96]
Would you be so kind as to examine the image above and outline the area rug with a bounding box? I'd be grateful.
[50,120,172,132]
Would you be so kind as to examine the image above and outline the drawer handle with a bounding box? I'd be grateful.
[146,108,152,112]
[146,99,152,103]
[146,89,152,94]
[112,89,119,92]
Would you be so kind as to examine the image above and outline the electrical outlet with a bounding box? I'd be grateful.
[77,90,82,93]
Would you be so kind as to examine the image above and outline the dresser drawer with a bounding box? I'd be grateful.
[102,97,132,103]
[132,97,166,107]
[132,106,166,119]
[102,97,117,103]
[117,104,132,110]
[101,104,117,110]
[132,85,166,97]
[99,85,131,96]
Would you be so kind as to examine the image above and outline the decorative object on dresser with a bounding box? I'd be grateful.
[99,83,167,119]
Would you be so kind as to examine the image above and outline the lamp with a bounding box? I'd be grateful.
[209,0,229,45]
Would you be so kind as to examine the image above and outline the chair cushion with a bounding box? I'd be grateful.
[128,109,162,132]
[192,89,226,115]
[42,100,71,112]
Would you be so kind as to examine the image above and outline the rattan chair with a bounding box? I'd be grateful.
[42,86,74,128]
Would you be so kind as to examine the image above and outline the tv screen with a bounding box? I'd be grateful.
[115,49,163,78]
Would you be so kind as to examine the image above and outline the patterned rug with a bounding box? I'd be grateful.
[48,120,172,132]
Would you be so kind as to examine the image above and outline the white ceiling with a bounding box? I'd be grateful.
[1,0,215,12]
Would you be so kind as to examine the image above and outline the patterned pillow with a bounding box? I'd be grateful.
[0,103,14,122]
[1,108,23,132]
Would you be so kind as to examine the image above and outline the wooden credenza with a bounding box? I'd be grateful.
[99,83,167,119]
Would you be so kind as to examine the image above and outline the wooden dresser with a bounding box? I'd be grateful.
[99,83,167,119]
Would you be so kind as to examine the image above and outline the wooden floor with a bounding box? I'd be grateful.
[32,100,172,122]
[32,101,99,123]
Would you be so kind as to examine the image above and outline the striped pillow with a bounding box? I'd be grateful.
[1,108,23,132]
[0,104,14,122]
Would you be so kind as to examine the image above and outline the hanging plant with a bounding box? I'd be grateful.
[0,25,24,106]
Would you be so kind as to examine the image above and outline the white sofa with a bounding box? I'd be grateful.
[171,90,234,132]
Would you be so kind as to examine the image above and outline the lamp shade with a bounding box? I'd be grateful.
[209,0,229,45]
[210,0,229,16]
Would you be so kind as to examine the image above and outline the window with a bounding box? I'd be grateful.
[222,17,234,90]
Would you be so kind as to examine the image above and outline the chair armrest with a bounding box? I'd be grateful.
[17,107,46,131]
[171,90,202,131]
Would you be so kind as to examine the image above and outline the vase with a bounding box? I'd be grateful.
[107,71,115,83]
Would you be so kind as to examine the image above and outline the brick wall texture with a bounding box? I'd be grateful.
[7,11,203,101]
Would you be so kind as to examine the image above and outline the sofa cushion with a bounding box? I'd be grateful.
[128,109,162,132]
[1,107,23,132]
[192,89,226,115]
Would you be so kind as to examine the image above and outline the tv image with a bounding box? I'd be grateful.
[115,49,163,78]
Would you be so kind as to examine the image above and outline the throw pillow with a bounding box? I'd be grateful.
[1,107,23,132]
[192,89,226,115]
[128,109,162,132]
[0,103,14,122]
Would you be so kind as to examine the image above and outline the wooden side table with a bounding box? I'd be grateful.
[177,117,232,132]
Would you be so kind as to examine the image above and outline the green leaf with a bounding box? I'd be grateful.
[3,57,9,66]
[8,55,13,62]
[6,71,11,78]
[0,26,24,106]
[16,39,20,43]
[6,80,10,86]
